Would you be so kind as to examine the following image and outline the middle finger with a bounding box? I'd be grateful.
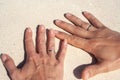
[36,25,47,56]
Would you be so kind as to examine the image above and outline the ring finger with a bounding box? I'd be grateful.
[36,25,47,56]
[64,13,97,31]
[47,29,55,57]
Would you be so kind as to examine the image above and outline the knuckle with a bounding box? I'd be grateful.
[44,56,56,65]
[48,44,54,49]
[29,55,36,60]
[39,50,47,56]
[68,35,76,42]
[40,55,49,63]
[75,26,80,30]
[37,39,44,44]
[89,39,98,46]
[25,38,32,42]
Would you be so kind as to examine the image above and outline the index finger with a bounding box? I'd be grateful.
[54,30,92,52]
[36,25,47,56]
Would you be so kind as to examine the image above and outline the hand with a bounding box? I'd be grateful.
[0,25,67,80]
[54,11,120,80]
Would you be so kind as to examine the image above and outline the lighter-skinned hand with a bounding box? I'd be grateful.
[54,11,120,80]
[0,25,67,80]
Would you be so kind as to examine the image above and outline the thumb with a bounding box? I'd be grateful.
[81,64,107,80]
[0,54,17,74]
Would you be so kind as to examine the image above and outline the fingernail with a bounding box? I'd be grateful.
[50,29,54,35]
[65,12,72,17]
[38,24,44,29]
[1,54,7,62]
[82,11,85,14]
[82,11,88,15]
[26,27,32,32]
[40,25,45,30]
[55,19,61,23]
[37,24,41,28]
[0,53,3,58]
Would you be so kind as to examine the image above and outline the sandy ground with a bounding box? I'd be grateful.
[0,0,120,80]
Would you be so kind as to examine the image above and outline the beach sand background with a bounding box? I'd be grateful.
[0,0,120,80]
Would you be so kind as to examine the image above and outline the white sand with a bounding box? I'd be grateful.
[0,0,120,80]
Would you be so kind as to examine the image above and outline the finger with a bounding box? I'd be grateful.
[54,19,95,38]
[0,54,18,74]
[64,13,97,31]
[24,28,35,57]
[82,63,108,80]
[47,29,55,56]
[82,11,105,28]
[54,30,91,52]
[56,39,67,63]
[36,25,47,55]
[86,24,98,31]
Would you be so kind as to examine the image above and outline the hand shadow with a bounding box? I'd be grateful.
[73,54,97,79]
